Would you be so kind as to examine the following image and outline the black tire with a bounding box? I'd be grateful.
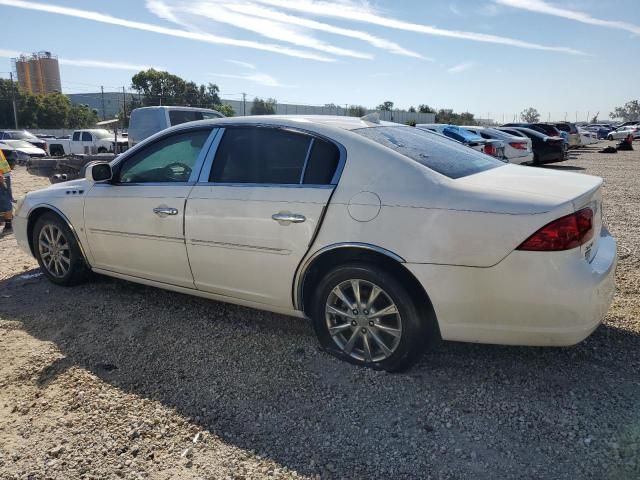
[311,262,434,372]
[532,153,540,165]
[33,212,90,286]
[97,147,108,154]
[607,135,613,141]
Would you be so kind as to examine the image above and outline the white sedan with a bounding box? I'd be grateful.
[607,126,639,140]
[13,116,617,371]
[1,139,47,157]
[462,126,534,165]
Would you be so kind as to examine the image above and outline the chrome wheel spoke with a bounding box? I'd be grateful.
[350,280,362,308]
[374,323,401,338]
[369,304,398,319]
[343,329,360,354]
[326,304,355,319]
[332,286,355,310]
[369,328,393,357]
[365,285,382,310]
[328,323,353,336]
[362,331,373,362]
[59,255,71,265]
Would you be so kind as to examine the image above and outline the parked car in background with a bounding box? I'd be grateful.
[498,127,566,164]
[463,126,533,165]
[554,122,581,148]
[415,123,505,158]
[0,142,30,166]
[607,126,639,140]
[583,124,613,139]
[128,106,224,147]
[46,129,128,156]
[0,139,47,159]
[0,130,47,152]
[578,128,598,146]
[13,115,617,371]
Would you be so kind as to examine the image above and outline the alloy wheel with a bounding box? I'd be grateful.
[325,279,402,363]
[38,224,71,278]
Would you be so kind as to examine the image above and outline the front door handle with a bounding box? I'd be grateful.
[272,212,306,224]
[153,206,179,217]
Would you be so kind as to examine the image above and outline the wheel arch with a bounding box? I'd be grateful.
[27,205,88,262]
[295,243,439,336]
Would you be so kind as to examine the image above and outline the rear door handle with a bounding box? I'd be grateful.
[153,207,179,217]
[272,212,306,224]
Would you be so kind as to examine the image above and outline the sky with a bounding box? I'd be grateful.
[0,0,639,122]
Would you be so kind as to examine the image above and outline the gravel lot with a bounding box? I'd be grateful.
[1,144,639,480]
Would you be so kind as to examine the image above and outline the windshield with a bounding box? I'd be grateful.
[353,126,503,179]
[9,131,37,140]
[93,130,113,139]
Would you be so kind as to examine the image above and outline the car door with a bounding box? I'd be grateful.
[70,131,81,154]
[185,125,343,308]
[81,131,93,154]
[84,126,216,287]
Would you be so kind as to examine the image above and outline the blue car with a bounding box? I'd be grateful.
[415,124,487,151]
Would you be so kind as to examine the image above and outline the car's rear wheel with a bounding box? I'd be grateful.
[33,212,89,286]
[607,134,614,141]
[311,263,431,371]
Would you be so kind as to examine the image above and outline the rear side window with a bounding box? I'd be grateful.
[303,139,340,184]
[129,110,164,144]
[353,126,503,179]
[81,132,92,141]
[169,110,222,125]
[210,127,311,184]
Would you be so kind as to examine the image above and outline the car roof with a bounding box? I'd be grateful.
[182,114,399,132]
[133,106,222,113]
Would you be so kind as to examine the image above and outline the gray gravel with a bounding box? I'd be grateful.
[1,144,639,479]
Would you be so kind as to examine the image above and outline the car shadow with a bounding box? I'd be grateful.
[1,270,639,478]
[540,164,586,171]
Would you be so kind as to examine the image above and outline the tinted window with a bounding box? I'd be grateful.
[169,110,222,126]
[81,132,92,141]
[210,127,311,184]
[118,129,210,183]
[353,126,503,179]
[129,109,164,144]
[303,139,340,184]
[72,132,81,141]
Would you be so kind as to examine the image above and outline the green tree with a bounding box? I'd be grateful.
[435,109,475,125]
[348,105,367,117]
[610,100,640,122]
[215,103,235,117]
[520,107,540,123]
[377,101,394,111]
[418,104,436,114]
[38,93,71,128]
[408,106,416,113]
[251,97,277,115]
[68,103,99,129]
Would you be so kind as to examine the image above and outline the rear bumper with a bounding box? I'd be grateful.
[406,229,617,346]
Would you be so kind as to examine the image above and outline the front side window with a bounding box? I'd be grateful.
[354,126,503,179]
[210,127,311,184]
[117,129,211,183]
[72,132,81,141]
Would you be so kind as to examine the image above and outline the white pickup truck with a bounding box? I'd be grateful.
[46,129,129,156]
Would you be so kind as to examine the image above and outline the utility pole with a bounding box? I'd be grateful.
[9,72,18,129]
[242,92,246,116]
[100,85,106,121]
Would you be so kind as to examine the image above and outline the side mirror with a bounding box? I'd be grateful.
[85,162,112,183]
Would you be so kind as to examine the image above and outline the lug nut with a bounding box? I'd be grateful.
[363,309,369,315]
[352,309,359,315]
[369,321,374,327]
[361,328,367,334]
[351,320,357,326]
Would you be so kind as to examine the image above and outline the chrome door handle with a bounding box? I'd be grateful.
[153,207,179,217]
[272,212,306,224]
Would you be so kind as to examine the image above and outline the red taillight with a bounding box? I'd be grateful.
[484,143,497,156]
[517,208,594,251]
[509,142,527,150]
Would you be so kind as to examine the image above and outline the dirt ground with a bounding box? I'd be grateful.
[1,143,639,480]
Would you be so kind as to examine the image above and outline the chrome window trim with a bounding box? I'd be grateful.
[197,123,347,187]
[292,243,406,311]
[109,126,218,186]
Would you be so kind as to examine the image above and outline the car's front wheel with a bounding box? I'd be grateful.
[33,212,90,286]
[311,263,432,371]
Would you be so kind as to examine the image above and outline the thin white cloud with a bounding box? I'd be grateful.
[212,72,291,88]
[447,61,475,73]
[150,1,372,60]
[0,49,159,71]
[496,0,640,36]
[253,0,588,55]
[0,0,335,62]
[222,2,427,59]
[225,59,256,70]
[449,4,462,17]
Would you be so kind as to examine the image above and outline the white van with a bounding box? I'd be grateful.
[128,106,224,147]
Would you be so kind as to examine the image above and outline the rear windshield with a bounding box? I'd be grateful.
[353,126,503,179]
